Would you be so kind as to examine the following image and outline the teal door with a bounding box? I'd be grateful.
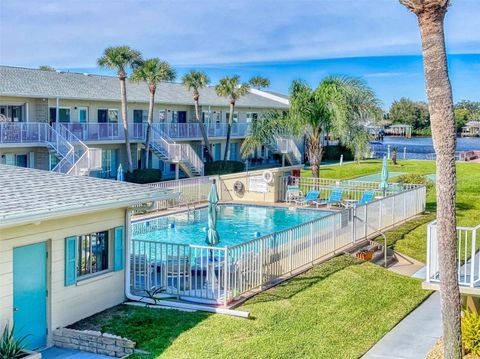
[13,242,47,350]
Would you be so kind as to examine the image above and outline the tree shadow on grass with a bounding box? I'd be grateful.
[244,255,363,306]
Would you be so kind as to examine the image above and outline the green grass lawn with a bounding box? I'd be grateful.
[302,160,480,262]
[72,256,430,359]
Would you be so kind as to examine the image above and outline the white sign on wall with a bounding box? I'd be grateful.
[249,176,268,193]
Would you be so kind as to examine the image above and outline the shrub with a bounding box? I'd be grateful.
[462,310,480,356]
[393,173,434,190]
[125,169,162,184]
[322,145,354,161]
[205,160,245,175]
[0,324,27,359]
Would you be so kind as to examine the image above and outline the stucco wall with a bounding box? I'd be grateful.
[0,208,126,343]
[219,165,301,203]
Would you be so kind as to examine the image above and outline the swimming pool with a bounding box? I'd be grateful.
[133,205,332,247]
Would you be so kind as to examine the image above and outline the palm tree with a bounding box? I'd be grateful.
[131,58,176,169]
[182,70,213,162]
[241,110,298,159]
[400,1,461,357]
[289,76,380,177]
[98,46,142,173]
[249,76,271,90]
[215,76,250,160]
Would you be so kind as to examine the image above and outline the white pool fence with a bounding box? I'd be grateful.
[130,183,427,306]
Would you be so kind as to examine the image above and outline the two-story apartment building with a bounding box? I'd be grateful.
[0,66,291,179]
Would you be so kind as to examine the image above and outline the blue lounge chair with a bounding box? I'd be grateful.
[314,188,344,208]
[293,190,320,206]
[344,190,375,208]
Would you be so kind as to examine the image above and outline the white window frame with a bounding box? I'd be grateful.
[108,109,119,123]
[78,107,89,123]
[246,112,258,123]
[77,230,112,280]
[49,106,71,123]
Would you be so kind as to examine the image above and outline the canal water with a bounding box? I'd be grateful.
[370,136,480,159]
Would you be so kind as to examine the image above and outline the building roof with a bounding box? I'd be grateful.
[0,165,176,228]
[0,66,289,109]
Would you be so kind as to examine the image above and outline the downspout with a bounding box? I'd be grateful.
[124,204,249,318]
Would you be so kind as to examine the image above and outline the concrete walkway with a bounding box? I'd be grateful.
[41,347,115,359]
[362,266,442,359]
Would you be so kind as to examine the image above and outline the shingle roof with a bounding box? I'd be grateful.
[0,66,288,109]
[0,165,176,228]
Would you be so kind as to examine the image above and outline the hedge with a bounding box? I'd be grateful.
[205,160,245,175]
[125,169,162,184]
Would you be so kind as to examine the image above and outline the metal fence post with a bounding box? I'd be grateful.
[426,224,431,283]
[351,208,356,244]
[470,230,476,288]
[224,247,229,306]
[259,239,264,290]
[392,195,396,225]
[364,205,368,239]
[288,230,293,274]
[310,222,314,265]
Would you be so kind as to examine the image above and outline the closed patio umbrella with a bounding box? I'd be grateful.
[206,182,220,246]
[116,164,124,181]
[379,155,389,195]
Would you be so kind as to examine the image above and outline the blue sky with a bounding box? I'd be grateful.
[1,0,479,108]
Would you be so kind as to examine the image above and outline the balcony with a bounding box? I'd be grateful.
[425,221,480,292]
[153,122,251,139]
[58,123,146,142]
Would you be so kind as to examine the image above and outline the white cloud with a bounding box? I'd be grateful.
[0,0,478,68]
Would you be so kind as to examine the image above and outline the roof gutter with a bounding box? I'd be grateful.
[123,207,250,318]
[0,192,177,230]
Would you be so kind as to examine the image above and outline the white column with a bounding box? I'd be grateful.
[25,102,29,122]
[56,98,60,123]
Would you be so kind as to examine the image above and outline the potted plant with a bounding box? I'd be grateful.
[0,324,41,359]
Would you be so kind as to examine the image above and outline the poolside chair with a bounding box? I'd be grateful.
[343,190,375,208]
[313,188,344,208]
[286,186,303,203]
[293,190,320,206]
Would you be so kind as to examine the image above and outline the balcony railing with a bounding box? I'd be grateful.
[154,123,251,139]
[57,123,146,142]
[426,221,480,288]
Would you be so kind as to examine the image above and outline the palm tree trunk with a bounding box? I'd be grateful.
[144,87,155,169]
[194,99,213,162]
[120,76,133,173]
[223,103,234,161]
[307,134,323,178]
[415,5,461,358]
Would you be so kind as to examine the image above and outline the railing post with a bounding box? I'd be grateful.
[364,205,368,239]
[392,195,396,225]
[288,230,293,274]
[259,239,264,290]
[310,222,314,265]
[403,191,407,220]
[379,200,383,231]
[351,207,356,244]
[224,247,229,306]
[426,224,431,282]
[470,229,476,288]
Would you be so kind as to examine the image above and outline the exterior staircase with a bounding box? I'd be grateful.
[49,124,102,176]
[272,137,303,166]
[150,125,204,177]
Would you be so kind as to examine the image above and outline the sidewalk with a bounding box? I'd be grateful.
[41,347,115,359]
[362,266,442,359]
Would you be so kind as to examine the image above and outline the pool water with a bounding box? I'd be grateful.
[133,205,331,247]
